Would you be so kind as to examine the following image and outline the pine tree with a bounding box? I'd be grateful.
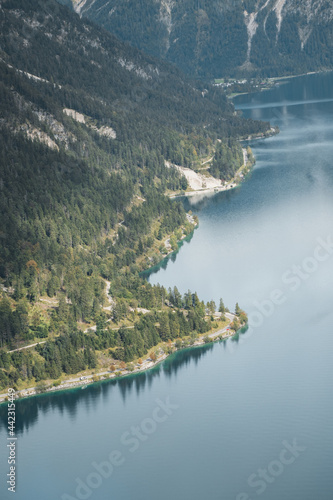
[219,298,225,313]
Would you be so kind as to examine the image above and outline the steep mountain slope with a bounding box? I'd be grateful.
[0,0,266,387]
[64,0,333,77]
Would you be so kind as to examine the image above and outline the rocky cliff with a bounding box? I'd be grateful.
[63,0,333,77]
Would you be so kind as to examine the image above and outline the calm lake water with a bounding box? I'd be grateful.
[1,72,333,500]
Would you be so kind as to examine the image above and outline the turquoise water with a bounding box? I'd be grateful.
[1,72,333,500]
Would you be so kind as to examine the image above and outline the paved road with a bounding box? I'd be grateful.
[206,312,235,339]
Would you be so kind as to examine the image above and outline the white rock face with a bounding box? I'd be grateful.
[244,10,259,64]
[36,111,77,148]
[63,109,116,139]
[63,108,86,123]
[273,0,288,34]
[66,0,333,74]
[165,161,222,191]
[18,124,59,151]
[242,0,333,64]
[118,58,159,80]
[159,0,174,51]
[298,25,313,50]
[72,0,97,15]
[91,125,116,139]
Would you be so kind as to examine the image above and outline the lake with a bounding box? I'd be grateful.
[1,71,333,500]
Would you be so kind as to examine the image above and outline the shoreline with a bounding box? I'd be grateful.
[139,226,198,278]
[170,182,237,199]
[169,128,278,200]
[169,152,251,200]
[169,158,248,200]
[0,316,241,405]
[227,69,330,99]
[0,100,269,406]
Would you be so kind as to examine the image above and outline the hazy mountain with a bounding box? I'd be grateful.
[63,0,333,78]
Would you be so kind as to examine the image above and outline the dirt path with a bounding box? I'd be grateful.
[8,341,47,354]
[0,314,240,403]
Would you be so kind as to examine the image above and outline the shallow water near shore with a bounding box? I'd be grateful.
[1,72,333,500]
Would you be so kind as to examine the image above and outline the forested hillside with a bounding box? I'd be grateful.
[0,0,261,391]
[64,0,333,78]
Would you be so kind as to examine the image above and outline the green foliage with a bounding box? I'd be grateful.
[69,0,333,78]
[0,297,29,346]
[218,298,225,314]
[35,381,48,393]
[0,0,257,387]
[230,319,240,332]
[64,0,248,78]
[0,285,218,389]
[206,300,216,314]
[210,139,243,181]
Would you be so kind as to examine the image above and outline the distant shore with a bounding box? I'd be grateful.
[227,70,327,99]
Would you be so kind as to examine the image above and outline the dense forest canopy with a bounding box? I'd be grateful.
[62,0,333,78]
[0,0,260,390]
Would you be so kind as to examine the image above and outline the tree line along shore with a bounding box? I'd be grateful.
[0,0,268,401]
[0,297,248,403]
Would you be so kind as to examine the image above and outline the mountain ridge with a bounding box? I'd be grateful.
[62,0,333,78]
